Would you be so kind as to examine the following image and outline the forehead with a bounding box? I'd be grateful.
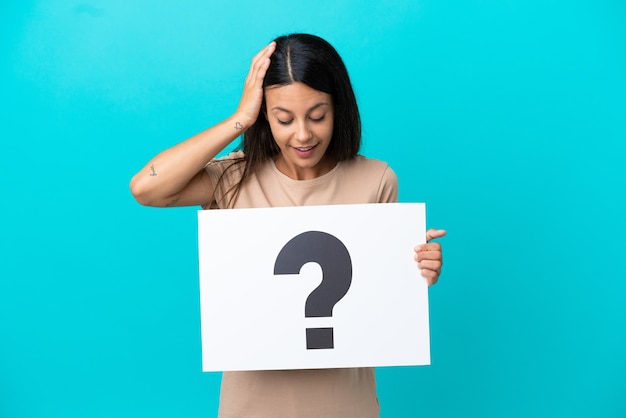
[265,82,332,111]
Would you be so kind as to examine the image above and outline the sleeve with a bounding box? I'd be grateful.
[377,165,399,203]
[203,151,245,209]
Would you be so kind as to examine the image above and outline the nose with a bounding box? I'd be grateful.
[294,120,313,143]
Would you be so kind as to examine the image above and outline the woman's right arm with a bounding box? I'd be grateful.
[130,114,246,207]
[129,41,276,207]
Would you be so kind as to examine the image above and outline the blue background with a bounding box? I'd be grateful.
[2,1,625,417]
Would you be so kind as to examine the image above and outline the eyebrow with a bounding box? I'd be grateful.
[270,102,330,114]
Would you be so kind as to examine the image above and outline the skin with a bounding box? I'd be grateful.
[129,41,445,285]
[417,229,446,286]
[265,82,335,180]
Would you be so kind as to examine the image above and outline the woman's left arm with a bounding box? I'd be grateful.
[415,228,446,286]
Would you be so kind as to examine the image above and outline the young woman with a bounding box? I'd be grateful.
[131,33,445,418]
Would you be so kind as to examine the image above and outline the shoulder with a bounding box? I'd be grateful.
[206,150,245,167]
[205,151,245,177]
[203,151,248,208]
[341,155,396,179]
[339,155,398,203]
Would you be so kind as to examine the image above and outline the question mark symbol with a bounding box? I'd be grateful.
[274,231,353,350]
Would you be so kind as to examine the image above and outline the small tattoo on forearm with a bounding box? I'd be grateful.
[165,198,179,207]
[234,122,243,130]
[149,165,157,176]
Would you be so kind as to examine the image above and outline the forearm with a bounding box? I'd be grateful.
[130,42,275,207]
[129,113,248,206]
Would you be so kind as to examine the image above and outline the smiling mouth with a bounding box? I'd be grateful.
[292,143,319,153]
[295,145,315,152]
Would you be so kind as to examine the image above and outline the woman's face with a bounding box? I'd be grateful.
[264,82,334,180]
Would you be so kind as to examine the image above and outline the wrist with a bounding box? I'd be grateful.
[231,110,257,131]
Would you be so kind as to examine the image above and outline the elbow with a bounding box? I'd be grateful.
[129,175,155,206]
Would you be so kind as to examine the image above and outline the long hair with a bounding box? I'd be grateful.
[222,33,361,207]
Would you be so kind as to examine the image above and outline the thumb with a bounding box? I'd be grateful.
[426,228,447,242]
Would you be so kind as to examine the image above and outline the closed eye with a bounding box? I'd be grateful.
[276,114,325,125]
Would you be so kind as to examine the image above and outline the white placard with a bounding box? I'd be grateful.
[198,203,429,371]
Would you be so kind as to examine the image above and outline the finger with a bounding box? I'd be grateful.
[417,259,442,272]
[247,42,276,83]
[420,268,439,287]
[414,249,442,263]
[248,42,275,72]
[417,241,442,251]
[414,241,441,254]
[254,41,276,62]
[238,43,276,124]
[426,228,447,242]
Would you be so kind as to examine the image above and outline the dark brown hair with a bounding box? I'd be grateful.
[221,33,361,207]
